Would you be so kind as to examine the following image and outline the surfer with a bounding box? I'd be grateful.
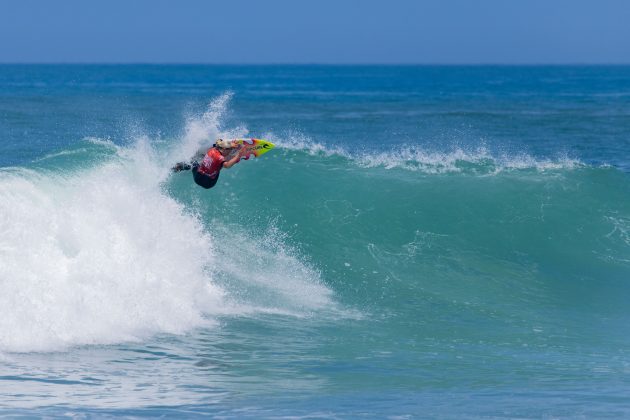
[172,139,242,189]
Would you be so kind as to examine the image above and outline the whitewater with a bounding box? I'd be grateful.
[0,65,629,418]
[0,96,333,353]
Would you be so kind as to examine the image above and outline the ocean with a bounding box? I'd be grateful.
[0,65,629,418]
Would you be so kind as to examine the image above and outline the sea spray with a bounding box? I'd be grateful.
[0,131,334,353]
[0,139,221,352]
[172,92,249,164]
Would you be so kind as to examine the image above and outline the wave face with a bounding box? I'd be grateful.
[226,133,630,317]
[1,65,630,417]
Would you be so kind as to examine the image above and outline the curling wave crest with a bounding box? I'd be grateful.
[270,134,583,174]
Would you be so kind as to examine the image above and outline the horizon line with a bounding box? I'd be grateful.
[1,62,630,67]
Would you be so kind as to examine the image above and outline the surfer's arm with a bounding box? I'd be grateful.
[222,154,241,169]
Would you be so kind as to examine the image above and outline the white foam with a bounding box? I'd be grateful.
[0,138,230,353]
[269,134,583,174]
[211,223,332,315]
[355,147,583,174]
[0,126,333,353]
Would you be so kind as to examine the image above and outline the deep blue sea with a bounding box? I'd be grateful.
[1,65,629,418]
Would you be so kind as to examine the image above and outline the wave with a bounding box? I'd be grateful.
[2,94,627,353]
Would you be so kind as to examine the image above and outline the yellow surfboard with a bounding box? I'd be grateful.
[232,138,275,160]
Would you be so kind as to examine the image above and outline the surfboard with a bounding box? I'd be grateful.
[232,138,275,160]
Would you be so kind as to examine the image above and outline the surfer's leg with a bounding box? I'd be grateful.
[192,164,219,189]
[172,162,192,172]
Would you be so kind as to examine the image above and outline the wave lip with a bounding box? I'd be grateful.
[270,134,584,174]
[356,148,583,174]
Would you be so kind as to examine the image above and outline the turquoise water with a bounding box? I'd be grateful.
[1,65,629,417]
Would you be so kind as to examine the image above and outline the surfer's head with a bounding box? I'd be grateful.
[215,139,237,156]
[215,139,235,149]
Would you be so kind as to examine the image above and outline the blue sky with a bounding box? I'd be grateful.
[1,0,629,64]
